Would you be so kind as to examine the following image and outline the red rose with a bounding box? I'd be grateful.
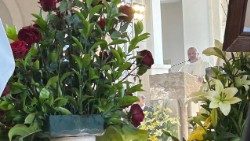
[18,25,42,46]
[39,0,58,11]
[118,5,134,22]
[97,17,106,30]
[2,85,10,97]
[99,51,108,60]
[10,41,29,59]
[137,50,154,68]
[130,104,144,127]
[0,111,4,118]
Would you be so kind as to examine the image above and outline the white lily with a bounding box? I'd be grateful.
[188,83,209,103]
[207,80,241,116]
[235,75,250,91]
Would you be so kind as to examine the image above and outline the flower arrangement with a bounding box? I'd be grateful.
[140,105,179,141]
[0,0,154,140]
[188,40,250,141]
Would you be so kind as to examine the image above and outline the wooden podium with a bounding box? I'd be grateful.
[149,72,202,140]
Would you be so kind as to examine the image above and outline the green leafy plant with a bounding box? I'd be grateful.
[140,105,179,141]
[188,40,250,141]
[0,0,154,140]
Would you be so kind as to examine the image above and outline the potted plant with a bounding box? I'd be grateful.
[188,40,250,141]
[0,0,154,140]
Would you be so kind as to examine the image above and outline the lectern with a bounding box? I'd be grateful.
[149,72,202,140]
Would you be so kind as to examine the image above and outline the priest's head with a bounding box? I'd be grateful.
[187,47,199,63]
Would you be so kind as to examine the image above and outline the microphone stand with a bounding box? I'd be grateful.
[169,59,190,72]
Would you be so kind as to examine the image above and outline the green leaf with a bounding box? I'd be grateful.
[72,36,83,51]
[24,113,36,125]
[126,84,143,94]
[72,55,83,70]
[11,82,26,94]
[59,0,70,13]
[39,88,50,100]
[109,39,128,46]
[89,5,103,19]
[89,68,99,80]
[211,109,218,127]
[111,0,121,5]
[5,25,18,40]
[86,0,94,8]
[137,66,148,76]
[111,49,122,64]
[8,124,41,141]
[91,39,108,50]
[82,54,92,67]
[60,72,73,85]
[54,97,68,107]
[202,47,225,59]
[24,46,38,68]
[134,21,144,36]
[0,100,14,110]
[129,33,150,52]
[81,19,94,38]
[32,14,47,30]
[54,107,72,115]
[118,96,139,107]
[46,76,59,88]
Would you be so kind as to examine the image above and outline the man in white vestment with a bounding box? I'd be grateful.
[180,47,210,82]
[180,47,211,117]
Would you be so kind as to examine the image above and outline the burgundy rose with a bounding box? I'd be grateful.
[137,50,154,68]
[18,25,42,46]
[99,51,109,60]
[118,5,134,22]
[130,104,144,127]
[0,111,4,118]
[10,40,29,59]
[97,17,106,30]
[2,85,10,97]
[39,0,58,12]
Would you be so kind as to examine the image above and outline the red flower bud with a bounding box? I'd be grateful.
[97,17,106,30]
[18,25,42,46]
[130,104,144,127]
[2,85,10,97]
[10,40,29,59]
[137,50,154,68]
[118,5,134,22]
[39,0,58,12]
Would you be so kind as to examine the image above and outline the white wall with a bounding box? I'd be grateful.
[182,0,214,64]
[161,2,185,72]
[0,1,13,25]
[0,0,39,28]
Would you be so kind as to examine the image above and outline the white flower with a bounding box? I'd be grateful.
[188,83,209,103]
[207,80,241,116]
[235,75,250,91]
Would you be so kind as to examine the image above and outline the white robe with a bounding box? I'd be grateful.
[0,19,15,96]
[179,59,210,78]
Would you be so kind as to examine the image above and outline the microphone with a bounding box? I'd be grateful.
[168,59,190,73]
[171,59,190,68]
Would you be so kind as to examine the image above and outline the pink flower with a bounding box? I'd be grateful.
[10,41,29,59]
[130,104,144,127]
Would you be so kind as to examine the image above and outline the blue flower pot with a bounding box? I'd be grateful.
[47,114,104,137]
